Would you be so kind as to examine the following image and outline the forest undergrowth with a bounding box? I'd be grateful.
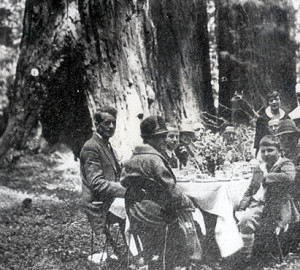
[1,151,300,270]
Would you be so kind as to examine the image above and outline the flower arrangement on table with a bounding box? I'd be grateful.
[190,124,255,176]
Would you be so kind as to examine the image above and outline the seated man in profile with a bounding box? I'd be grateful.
[121,116,202,270]
[237,135,299,264]
[80,107,126,257]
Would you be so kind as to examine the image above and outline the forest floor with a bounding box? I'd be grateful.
[1,150,300,270]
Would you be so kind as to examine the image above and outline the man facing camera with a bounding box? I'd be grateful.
[164,124,180,168]
[237,135,299,264]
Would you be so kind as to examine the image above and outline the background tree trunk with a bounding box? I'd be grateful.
[217,0,297,121]
[0,0,86,159]
[0,0,213,161]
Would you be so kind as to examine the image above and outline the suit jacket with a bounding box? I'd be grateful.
[239,158,300,229]
[163,150,179,168]
[80,133,125,234]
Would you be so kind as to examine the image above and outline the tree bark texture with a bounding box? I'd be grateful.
[0,0,92,160]
[0,0,212,160]
[216,0,297,120]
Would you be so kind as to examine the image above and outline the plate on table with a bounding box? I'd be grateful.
[194,179,219,183]
[176,177,190,182]
[177,179,190,183]
[217,178,231,182]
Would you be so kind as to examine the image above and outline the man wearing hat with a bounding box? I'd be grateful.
[223,125,244,162]
[277,119,300,202]
[288,84,300,129]
[277,119,300,251]
[120,115,202,269]
[175,120,202,170]
[277,119,300,162]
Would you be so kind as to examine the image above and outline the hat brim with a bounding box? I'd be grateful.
[277,130,300,136]
[141,130,168,137]
[180,131,195,134]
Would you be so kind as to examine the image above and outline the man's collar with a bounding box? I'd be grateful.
[260,156,283,173]
[272,156,282,169]
[95,132,103,140]
[166,149,174,157]
[95,132,109,144]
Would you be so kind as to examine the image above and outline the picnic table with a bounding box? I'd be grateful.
[109,172,252,257]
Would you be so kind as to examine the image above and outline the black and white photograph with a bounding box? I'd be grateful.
[1,0,300,269]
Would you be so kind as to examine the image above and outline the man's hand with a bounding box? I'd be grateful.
[178,145,188,154]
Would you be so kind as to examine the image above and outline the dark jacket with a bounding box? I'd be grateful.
[239,158,300,229]
[163,150,179,168]
[284,143,300,205]
[120,144,194,225]
[80,133,125,234]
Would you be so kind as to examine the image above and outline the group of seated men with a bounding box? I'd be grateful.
[79,106,300,269]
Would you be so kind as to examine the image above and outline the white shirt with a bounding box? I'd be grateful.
[252,157,282,202]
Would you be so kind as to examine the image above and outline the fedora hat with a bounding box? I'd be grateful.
[180,120,195,134]
[277,119,300,136]
[140,115,168,138]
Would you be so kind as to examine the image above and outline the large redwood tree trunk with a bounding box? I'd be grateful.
[0,0,88,160]
[0,0,213,161]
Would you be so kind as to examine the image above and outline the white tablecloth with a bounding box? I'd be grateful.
[177,180,250,257]
[109,179,251,257]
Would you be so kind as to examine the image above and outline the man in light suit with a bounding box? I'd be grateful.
[80,106,126,236]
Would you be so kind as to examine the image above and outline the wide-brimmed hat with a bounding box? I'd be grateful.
[180,120,195,134]
[193,122,205,132]
[140,115,168,138]
[277,119,300,136]
[166,123,179,133]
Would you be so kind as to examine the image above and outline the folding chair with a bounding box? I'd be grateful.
[90,211,129,269]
